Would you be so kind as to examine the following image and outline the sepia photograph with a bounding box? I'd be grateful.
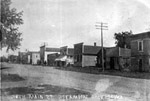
[0,0,150,101]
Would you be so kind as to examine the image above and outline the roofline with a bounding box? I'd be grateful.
[74,42,84,45]
[83,45,101,47]
[130,31,150,37]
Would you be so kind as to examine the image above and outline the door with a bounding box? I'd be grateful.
[110,57,115,69]
[139,59,142,72]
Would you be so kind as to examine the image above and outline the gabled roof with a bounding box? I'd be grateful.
[55,55,67,61]
[106,47,119,57]
[83,45,101,55]
[45,48,60,52]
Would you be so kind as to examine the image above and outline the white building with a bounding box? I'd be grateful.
[40,45,60,64]
[32,52,40,65]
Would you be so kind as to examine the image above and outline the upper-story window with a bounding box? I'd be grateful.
[138,40,143,52]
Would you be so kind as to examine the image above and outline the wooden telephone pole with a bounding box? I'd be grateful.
[95,22,108,72]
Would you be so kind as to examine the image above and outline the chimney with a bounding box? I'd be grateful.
[94,42,96,46]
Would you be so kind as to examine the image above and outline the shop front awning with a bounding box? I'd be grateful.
[55,56,67,61]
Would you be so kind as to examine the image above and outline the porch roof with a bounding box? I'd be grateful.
[55,55,67,61]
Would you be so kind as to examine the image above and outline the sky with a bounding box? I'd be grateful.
[1,0,150,56]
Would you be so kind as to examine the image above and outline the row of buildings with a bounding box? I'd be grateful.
[13,31,150,72]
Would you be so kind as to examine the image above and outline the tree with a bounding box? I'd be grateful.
[0,0,23,51]
[114,31,132,49]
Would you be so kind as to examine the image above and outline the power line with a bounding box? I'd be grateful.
[95,22,108,72]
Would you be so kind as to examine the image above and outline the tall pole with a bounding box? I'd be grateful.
[101,23,104,72]
[95,22,108,72]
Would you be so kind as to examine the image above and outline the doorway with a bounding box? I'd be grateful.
[110,57,115,69]
[139,59,142,72]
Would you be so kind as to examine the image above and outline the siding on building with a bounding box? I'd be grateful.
[82,55,97,67]
[74,42,101,67]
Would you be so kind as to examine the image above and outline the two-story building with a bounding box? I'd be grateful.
[130,32,150,72]
[40,45,60,65]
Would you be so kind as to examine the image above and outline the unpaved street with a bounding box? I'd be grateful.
[1,63,150,101]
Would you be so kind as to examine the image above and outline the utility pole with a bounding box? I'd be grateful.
[95,22,108,72]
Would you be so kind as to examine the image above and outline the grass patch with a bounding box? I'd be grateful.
[1,73,25,82]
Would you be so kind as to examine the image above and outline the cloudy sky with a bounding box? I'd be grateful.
[2,0,150,55]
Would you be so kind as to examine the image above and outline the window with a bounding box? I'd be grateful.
[138,41,143,51]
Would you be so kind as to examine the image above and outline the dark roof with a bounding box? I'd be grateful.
[45,48,60,52]
[74,42,84,46]
[106,47,119,57]
[68,48,74,55]
[130,31,150,39]
[83,45,101,55]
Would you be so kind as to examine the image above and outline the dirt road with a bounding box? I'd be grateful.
[1,63,150,101]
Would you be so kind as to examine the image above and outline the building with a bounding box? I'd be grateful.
[8,55,18,63]
[18,51,40,65]
[47,53,59,66]
[98,47,131,70]
[130,32,150,72]
[30,51,40,65]
[55,46,74,67]
[18,52,28,64]
[40,45,60,65]
[74,42,101,67]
